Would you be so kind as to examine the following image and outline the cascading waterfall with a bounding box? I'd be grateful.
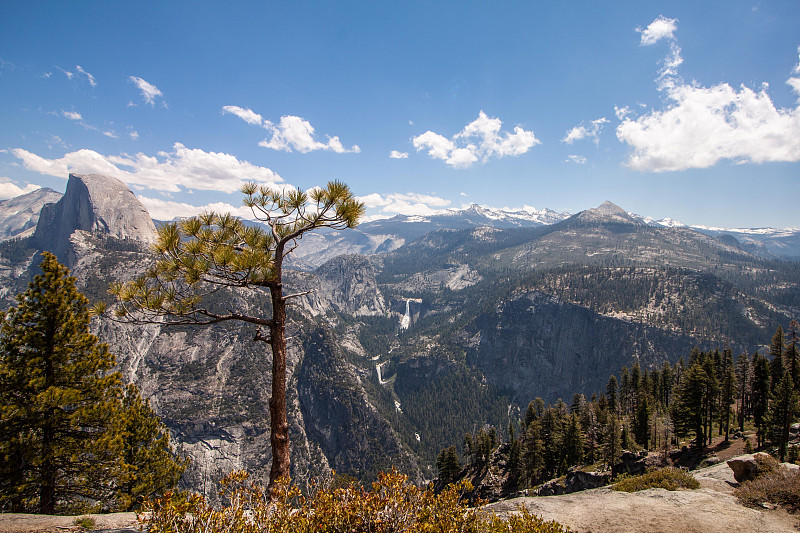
[399,298,422,329]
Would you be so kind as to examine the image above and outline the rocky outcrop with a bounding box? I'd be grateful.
[0,187,63,241]
[314,254,387,316]
[33,173,156,260]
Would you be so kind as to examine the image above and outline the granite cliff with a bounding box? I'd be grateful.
[33,173,156,261]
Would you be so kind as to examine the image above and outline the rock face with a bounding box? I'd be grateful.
[33,174,156,260]
[0,187,63,241]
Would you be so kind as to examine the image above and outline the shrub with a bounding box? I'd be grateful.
[73,516,96,530]
[735,466,800,512]
[612,467,700,492]
[144,469,572,533]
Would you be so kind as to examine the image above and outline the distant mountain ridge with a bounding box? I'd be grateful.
[0,173,797,496]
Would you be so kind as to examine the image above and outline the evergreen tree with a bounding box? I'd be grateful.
[719,349,736,442]
[0,254,185,513]
[436,445,461,485]
[521,420,543,487]
[109,182,364,494]
[787,320,799,390]
[736,352,751,433]
[602,415,622,470]
[563,413,584,467]
[672,363,709,448]
[114,384,189,510]
[768,374,799,461]
[752,353,771,450]
[0,253,121,513]
[770,326,785,393]
[606,375,618,414]
[634,393,650,448]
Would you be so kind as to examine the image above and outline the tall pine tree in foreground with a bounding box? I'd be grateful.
[0,253,185,514]
[0,253,121,513]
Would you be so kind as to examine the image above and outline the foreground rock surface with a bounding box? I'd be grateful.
[0,512,139,532]
[485,457,798,533]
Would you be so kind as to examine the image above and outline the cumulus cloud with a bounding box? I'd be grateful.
[389,150,409,159]
[138,197,254,221]
[259,115,360,153]
[638,15,678,46]
[617,22,800,171]
[129,76,164,106]
[75,65,96,87]
[11,143,283,194]
[0,177,40,200]
[62,110,82,121]
[562,118,608,145]
[223,106,359,154]
[222,105,263,126]
[357,192,450,219]
[412,111,539,168]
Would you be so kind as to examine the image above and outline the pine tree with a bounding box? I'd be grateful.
[108,182,364,494]
[114,384,189,510]
[768,374,799,461]
[634,393,650,448]
[752,353,771,450]
[0,253,186,513]
[787,320,799,390]
[0,253,122,514]
[736,352,751,433]
[603,415,622,470]
[563,413,584,467]
[672,363,709,449]
[606,375,618,415]
[770,326,785,393]
[521,420,544,487]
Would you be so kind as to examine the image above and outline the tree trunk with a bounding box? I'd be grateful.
[267,283,290,496]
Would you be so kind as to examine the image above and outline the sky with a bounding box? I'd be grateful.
[1,1,799,229]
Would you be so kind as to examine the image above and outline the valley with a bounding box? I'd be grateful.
[0,174,798,495]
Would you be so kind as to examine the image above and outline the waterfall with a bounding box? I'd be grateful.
[399,298,422,329]
[400,299,411,329]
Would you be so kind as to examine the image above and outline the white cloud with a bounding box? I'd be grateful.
[562,117,608,145]
[389,150,409,159]
[638,15,678,46]
[617,28,800,171]
[357,192,451,219]
[223,106,359,154]
[258,115,360,153]
[75,65,96,87]
[62,110,82,121]
[222,105,264,126]
[412,111,539,168]
[57,66,74,80]
[129,76,164,106]
[566,155,588,164]
[129,130,139,140]
[138,197,254,221]
[0,178,40,200]
[11,143,283,194]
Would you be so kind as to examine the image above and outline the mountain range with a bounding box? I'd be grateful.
[0,173,797,494]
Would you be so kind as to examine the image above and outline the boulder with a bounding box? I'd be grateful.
[727,453,773,483]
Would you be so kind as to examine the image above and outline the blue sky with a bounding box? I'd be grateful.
[1,1,799,228]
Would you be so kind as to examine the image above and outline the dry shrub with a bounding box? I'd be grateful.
[735,466,800,512]
[143,469,572,533]
[612,467,700,492]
